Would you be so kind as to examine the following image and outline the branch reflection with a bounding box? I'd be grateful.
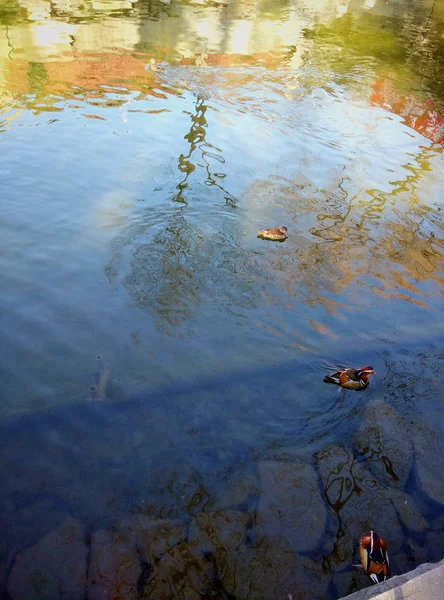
[174,95,236,207]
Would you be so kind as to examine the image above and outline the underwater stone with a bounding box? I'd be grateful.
[86,528,141,600]
[353,403,414,489]
[123,515,185,563]
[141,541,216,599]
[204,466,260,510]
[188,509,249,555]
[390,490,428,533]
[220,537,329,599]
[254,461,327,553]
[317,443,427,587]
[414,428,444,506]
[7,516,87,600]
[416,459,444,505]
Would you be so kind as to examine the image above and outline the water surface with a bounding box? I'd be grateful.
[0,0,443,598]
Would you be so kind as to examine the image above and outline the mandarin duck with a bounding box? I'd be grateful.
[323,366,375,390]
[356,531,390,584]
[257,225,288,241]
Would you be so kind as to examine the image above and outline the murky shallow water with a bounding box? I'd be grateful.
[0,0,443,598]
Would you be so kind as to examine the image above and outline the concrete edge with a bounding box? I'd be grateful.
[339,558,444,599]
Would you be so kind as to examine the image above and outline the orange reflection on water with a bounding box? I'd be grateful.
[3,52,165,104]
[371,78,444,145]
[1,51,295,123]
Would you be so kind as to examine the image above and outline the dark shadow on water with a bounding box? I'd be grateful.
[1,349,443,599]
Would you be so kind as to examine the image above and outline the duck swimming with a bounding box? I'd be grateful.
[356,531,390,584]
[148,58,166,74]
[323,366,375,390]
[257,225,288,241]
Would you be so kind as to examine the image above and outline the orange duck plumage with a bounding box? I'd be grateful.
[359,531,390,584]
[323,366,375,390]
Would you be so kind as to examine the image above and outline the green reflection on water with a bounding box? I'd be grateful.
[304,6,444,100]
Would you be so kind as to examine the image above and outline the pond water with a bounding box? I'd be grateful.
[0,0,443,598]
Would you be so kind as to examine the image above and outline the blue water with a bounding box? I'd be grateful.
[0,0,443,598]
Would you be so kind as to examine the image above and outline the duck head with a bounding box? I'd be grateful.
[356,366,375,383]
[360,530,382,551]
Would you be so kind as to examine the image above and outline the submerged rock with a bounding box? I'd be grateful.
[318,439,426,537]
[7,516,87,600]
[317,442,428,597]
[188,508,329,598]
[86,528,141,600]
[188,509,249,556]
[353,402,414,488]
[5,506,330,600]
[391,490,428,533]
[254,461,328,553]
[205,466,260,510]
[133,456,207,518]
[141,541,216,599]
[414,430,444,507]
[220,538,329,599]
[124,515,186,562]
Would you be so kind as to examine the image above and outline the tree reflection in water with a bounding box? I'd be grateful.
[110,94,251,335]
[240,144,443,318]
[174,95,237,208]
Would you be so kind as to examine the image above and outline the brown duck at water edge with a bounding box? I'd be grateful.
[323,366,375,390]
[355,531,390,584]
[257,225,288,241]
[148,58,166,74]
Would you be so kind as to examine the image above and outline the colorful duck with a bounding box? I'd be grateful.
[257,225,288,241]
[323,366,375,390]
[357,531,390,584]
